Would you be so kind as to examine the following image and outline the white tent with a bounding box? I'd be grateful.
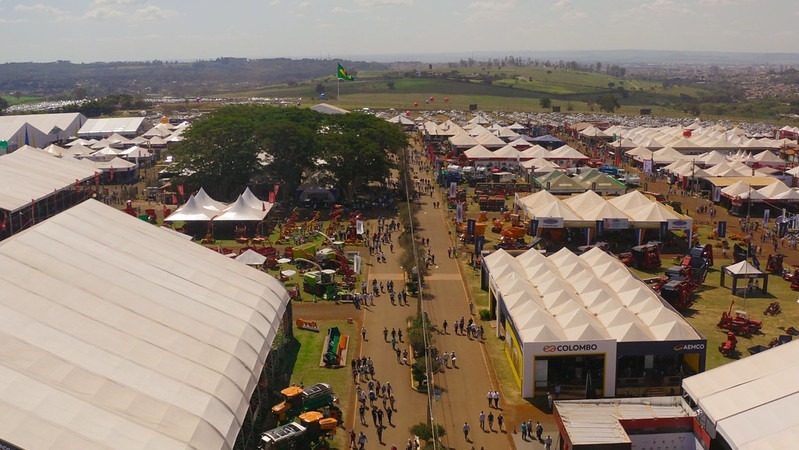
[493,145,522,160]
[547,145,588,160]
[475,131,507,148]
[235,249,267,265]
[518,145,550,158]
[0,199,289,450]
[214,195,268,221]
[163,195,216,222]
[463,145,495,159]
[683,340,799,450]
[194,187,229,213]
[448,133,479,148]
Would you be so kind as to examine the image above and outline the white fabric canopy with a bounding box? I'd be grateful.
[0,146,96,212]
[214,195,268,221]
[235,249,267,265]
[163,194,216,222]
[0,199,289,450]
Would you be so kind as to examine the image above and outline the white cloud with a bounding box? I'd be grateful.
[629,0,692,15]
[467,0,516,10]
[14,3,63,15]
[355,0,414,5]
[332,6,353,14]
[551,0,585,19]
[135,5,177,20]
[269,0,280,5]
[92,0,146,4]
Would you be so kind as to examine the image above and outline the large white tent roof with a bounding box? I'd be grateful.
[0,200,289,450]
[164,194,216,222]
[486,247,702,343]
[683,339,799,449]
[0,146,96,213]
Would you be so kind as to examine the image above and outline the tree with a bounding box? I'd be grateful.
[387,81,395,90]
[171,105,268,200]
[596,94,620,113]
[539,97,552,109]
[259,108,324,194]
[0,96,8,113]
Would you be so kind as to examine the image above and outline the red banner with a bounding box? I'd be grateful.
[177,185,185,196]
[109,167,114,181]
[268,191,276,203]
[1,212,7,231]
[273,184,280,195]
[94,172,100,187]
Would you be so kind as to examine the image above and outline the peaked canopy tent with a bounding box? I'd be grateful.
[214,195,269,222]
[482,247,706,399]
[0,199,291,450]
[720,260,768,295]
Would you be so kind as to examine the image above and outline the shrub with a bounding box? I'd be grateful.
[479,309,492,321]
[410,422,446,441]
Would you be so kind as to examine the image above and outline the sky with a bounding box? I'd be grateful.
[0,0,797,63]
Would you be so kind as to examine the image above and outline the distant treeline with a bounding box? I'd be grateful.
[0,58,389,98]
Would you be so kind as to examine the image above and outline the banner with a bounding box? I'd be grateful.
[602,218,629,230]
[643,159,653,175]
[717,221,726,238]
[474,235,485,255]
[356,220,364,235]
[449,182,457,199]
[538,217,564,229]
[529,219,538,236]
[353,254,362,274]
[466,219,476,237]
[456,202,464,223]
[667,219,692,231]
[712,186,722,203]
[763,209,770,226]
[268,191,276,203]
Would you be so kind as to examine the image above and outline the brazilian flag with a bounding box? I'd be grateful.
[337,63,355,81]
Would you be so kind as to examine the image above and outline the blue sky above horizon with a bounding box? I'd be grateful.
[0,0,797,63]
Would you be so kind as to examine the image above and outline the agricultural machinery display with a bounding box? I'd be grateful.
[719,331,738,357]
[718,310,763,338]
[271,382,337,423]
[764,301,781,316]
[620,241,662,270]
[260,410,338,450]
[766,254,785,274]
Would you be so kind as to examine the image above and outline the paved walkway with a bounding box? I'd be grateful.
[343,142,552,449]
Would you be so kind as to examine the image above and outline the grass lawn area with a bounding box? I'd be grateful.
[284,320,358,449]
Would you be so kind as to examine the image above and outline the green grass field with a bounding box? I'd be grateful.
[1,95,41,106]
[228,65,711,117]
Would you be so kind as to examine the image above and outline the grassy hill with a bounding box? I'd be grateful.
[230,65,713,118]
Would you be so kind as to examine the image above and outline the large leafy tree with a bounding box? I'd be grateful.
[172,106,406,203]
[321,112,408,200]
[258,108,324,193]
[172,105,265,200]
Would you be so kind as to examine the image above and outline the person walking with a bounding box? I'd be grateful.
[463,422,471,441]
[442,320,448,334]
[497,413,504,432]
[521,421,527,441]
[358,431,367,450]
[361,326,367,341]
[383,327,388,342]
[479,411,486,430]
[545,435,553,450]
[487,411,494,431]
[536,421,543,441]
[377,424,384,444]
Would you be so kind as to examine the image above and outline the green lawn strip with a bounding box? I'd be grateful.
[286,320,358,449]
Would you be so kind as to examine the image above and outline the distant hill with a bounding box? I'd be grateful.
[0,58,388,98]
[357,50,799,66]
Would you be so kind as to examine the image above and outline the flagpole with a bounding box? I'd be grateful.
[337,77,340,107]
